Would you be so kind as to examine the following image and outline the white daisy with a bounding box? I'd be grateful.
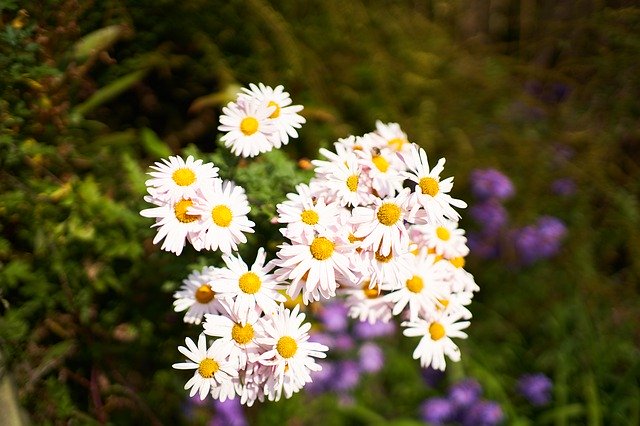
[445,256,480,293]
[364,246,414,291]
[172,334,239,400]
[188,179,255,255]
[384,253,451,321]
[434,291,474,320]
[351,188,411,256]
[312,151,375,207]
[341,279,394,324]
[418,220,470,259]
[173,266,228,324]
[255,305,328,401]
[402,311,470,371]
[218,99,277,158]
[276,184,341,241]
[140,196,204,256]
[372,120,412,154]
[356,144,406,197]
[145,155,219,203]
[213,247,286,320]
[234,363,267,406]
[274,232,357,304]
[401,143,467,224]
[238,83,305,147]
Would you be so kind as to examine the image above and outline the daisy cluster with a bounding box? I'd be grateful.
[272,122,478,371]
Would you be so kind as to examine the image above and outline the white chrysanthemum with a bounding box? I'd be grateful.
[172,334,239,400]
[145,155,220,203]
[372,120,412,154]
[173,266,227,324]
[255,305,328,401]
[312,151,375,207]
[402,312,470,371]
[203,304,262,370]
[234,363,268,407]
[351,189,411,256]
[218,100,277,158]
[213,248,286,320]
[433,290,474,320]
[401,143,467,224]
[277,185,341,241]
[364,247,414,291]
[238,83,305,147]
[384,253,451,321]
[418,220,470,259]
[140,196,204,256]
[341,280,394,324]
[444,256,480,293]
[274,232,357,304]
[188,179,255,254]
[357,144,406,197]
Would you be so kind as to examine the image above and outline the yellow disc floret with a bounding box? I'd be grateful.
[300,209,319,225]
[240,117,259,135]
[436,226,451,241]
[419,177,439,196]
[450,257,465,268]
[310,237,334,260]
[195,284,215,304]
[429,322,446,341]
[212,205,233,227]
[406,275,424,293]
[377,203,401,225]
[276,336,298,358]
[174,199,199,223]
[362,281,379,299]
[232,323,255,344]
[198,358,219,378]
[387,137,406,151]
[372,154,390,172]
[172,168,196,186]
[238,272,261,294]
[375,251,393,263]
[267,101,281,118]
[346,175,359,192]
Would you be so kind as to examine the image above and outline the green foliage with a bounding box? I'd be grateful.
[1,1,639,425]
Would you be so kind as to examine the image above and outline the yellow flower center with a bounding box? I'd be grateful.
[276,336,298,358]
[429,322,446,341]
[437,299,449,311]
[419,177,439,196]
[195,284,215,304]
[377,202,401,226]
[450,257,465,268]
[172,168,196,186]
[436,226,451,241]
[198,358,219,378]
[372,154,390,172]
[300,209,319,225]
[212,205,233,227]
[267,100,281,118]
[231,323,255,344]
[362,281,379,299]
[375,251,393,263]
[240,117,259,135]
[174,199,199,223]
[238,272,261,294]
[387,137,406,150]
[406,275,424,293]
[346,174,359,192]
[310,237,334,260]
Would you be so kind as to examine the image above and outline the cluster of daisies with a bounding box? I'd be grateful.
[140,83,478,406]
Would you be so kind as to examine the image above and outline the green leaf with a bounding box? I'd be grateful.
[140,128,172,158]
[72,25,131,61]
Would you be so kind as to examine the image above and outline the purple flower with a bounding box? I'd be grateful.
[210,398,247,426]
[306,360,336,394]
[470,200,509,232]
[353,320,396,340]
[463,400,505,426]
[333,360,361,392]
[467,231,500,260]
[513,216,567,264]
[470,169,515,201]
[517,373,553,406]
[420,397,455,425]
[449,378,483,408]
[309,331,335,349]
[359,342,384,373]
[551,178,576,196]
[333,333,355,351]
[318,301,349,333]
[421,367,446,387]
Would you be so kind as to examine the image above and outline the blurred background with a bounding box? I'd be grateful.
[1,0,639,425]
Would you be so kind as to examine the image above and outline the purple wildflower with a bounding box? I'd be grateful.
[318,301,349,333]
[470,169,515,201]
[517,373,553,406]
[333,333,355,352]
[420,397,455,425]
[353,319,396,340]
[470,200,509,232]
[551,178,576,197]
[449,378,483,408]
[306,360,336,394]
[513,216,567,264]
[333,360,361,392]
[421,367,446,388]
[210,398,247,426]
[462,400,505,426]
[358,342,384,373]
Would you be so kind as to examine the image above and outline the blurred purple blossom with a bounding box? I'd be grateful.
[517,373,553,406]
[467,231,500,260]
[309,331,334,349]
[551,178,577,196]
[334,333,356,351]
[318,301,349,333]
[462,400,505,426]
[449,379,483,409]
[210,398,247,426]
[470,200,509,232]
[421,367,446,387]
[306,360,336,394]
[420,397,456,425]
[333,360,361,392]
[358,342,384,373]
[513,216,567,264]
[470,168,515,201]
[353,319,396,339]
